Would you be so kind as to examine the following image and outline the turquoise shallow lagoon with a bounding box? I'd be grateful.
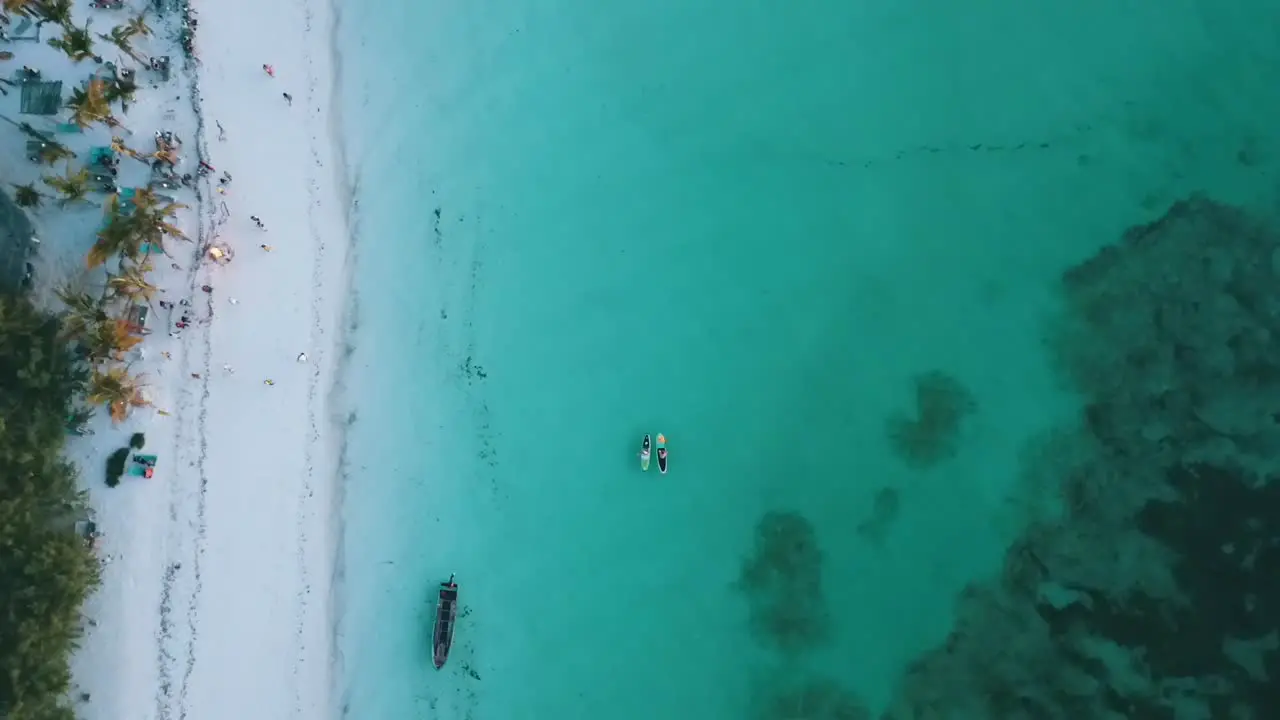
[332,1,1280,718]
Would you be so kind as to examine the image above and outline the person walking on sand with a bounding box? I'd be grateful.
[250,215,265,229]
[260,244,273,252]
[263,64,275,78]
[282,92,292,105]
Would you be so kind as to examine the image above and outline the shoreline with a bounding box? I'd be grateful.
[171,0,350,714]
[320,0,358,712]
[2,0,359,716]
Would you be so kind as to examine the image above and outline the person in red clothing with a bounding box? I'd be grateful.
[263,63,275,77]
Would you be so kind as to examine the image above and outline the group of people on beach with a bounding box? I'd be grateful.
[150,59,304,389]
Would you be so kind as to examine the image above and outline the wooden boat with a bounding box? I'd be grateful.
[433,574,459,669]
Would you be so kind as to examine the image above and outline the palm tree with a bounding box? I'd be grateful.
[0,115,74,165]
[3,0,35,17]
[102,74,138,113]
[55,285,108,341]
[11,182,46,209]
[36,140,75,166]
[106,259,156,303]
[66,78,112,129]
[84,317,142,364]
[149,148,178,166]
[110,135,143,161]
[1,114,53,141]
[86,365,149,422]
[88,198,143,267]
[98,25,145,64]
[134,187,187,216]
[42,165,90,206]
[29,0,70,26]
[48,20,95,63]
[132,190,188,252]
[123,12,150,39]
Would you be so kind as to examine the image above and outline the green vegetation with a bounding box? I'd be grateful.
[47,19,95,63]
[0,4,180,714]
[104,447,128,487]
[65,78,112,130]
[27,0,73,28]
[41,165,90,207]
[10,182,44,209]
[98,19,150,66]
[0,294,100,719]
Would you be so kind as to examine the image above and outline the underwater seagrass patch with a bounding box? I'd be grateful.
[885,370,976,469]
[753,676,871,720]
[736,511,830,654]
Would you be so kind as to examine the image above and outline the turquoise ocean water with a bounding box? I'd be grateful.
[332,1,1280,718]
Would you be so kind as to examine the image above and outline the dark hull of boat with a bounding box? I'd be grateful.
[433,583,459,669]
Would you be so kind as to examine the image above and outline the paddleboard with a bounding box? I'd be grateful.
[640,434,651,471]
[656,433,668,474]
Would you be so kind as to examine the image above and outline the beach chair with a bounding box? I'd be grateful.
[26,139,50,163]
[151,167,179,191]
[128,454,157,478]
[73,520,100,549]
[9,17,40,42]
[125,304,149,334]
[100,188,138,230]
[149,56,171,82]
[154,130,181,156]
[89,146,118,168]
[87,173,117,194]
[116,187,141,214]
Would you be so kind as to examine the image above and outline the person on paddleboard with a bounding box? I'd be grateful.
[639,434,651,470]
[656,433,668,474]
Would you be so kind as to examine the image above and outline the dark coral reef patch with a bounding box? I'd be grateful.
[754,676,871,720]
[885,197,1280,719]
[737,511,831,655]
[885,371,976,469]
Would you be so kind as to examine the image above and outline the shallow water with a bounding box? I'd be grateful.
[332,1,1280,717]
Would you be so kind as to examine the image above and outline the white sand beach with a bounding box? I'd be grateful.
[0,0,348,717]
